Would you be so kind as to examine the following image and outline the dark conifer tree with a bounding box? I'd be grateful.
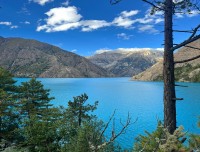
[19,78,54,119]
[0,67,19,146]
[67,93,98,127]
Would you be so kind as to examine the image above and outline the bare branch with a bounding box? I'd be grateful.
[109,114,131,141]
[171,24,200,51]
[99,110,116,139]
[110,0,164,10]
[174,54,200,64]
[173,30,194,33]
[142,0,164,10]
[110,0,122,5]
[184,45,200,51]
[189,24,200,40]
[175,84,188,87]
[194,5,200,11]
[171,34,200,51]
[172,98,184,101]
[93,113,132,151]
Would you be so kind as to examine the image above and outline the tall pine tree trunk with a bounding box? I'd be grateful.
[163,0,176,134]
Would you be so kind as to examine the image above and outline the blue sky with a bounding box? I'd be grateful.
[0,0,199,56]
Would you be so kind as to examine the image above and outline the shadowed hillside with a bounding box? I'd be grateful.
[0,37,111,78]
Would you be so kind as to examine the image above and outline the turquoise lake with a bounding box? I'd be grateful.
[16,78,200,149]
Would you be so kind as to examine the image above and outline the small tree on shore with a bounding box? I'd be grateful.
[67,93,98,127]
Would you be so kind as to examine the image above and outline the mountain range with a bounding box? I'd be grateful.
[132,38,200,82]
[0,36,199,81]
[0,36,111,78]
[88,49,163,77]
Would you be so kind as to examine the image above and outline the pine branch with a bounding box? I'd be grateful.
[171,24,200,51]
[110,0,164,10]
[110,0,122,5]
[184,45,200,50]
[173,30,194,33]
[189,24,200,40]
[171,35,200,51]
[142,0,164,10]
[172,98,184,101]
[174,54,200,64]
[175,84,188,87]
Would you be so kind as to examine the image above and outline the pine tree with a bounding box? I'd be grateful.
[0,67,16,93]
[67,93,98,127]
[19,78,54,119]
[18,78,57,151]
[0,67,19,147]
[22,108,62,152]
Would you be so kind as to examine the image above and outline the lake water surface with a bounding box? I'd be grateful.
[16,78,200,149]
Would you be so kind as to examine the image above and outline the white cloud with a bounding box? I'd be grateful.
[81,20,111,32]
[117,33,133,40]
[175,11,199,18]
[134,18,153,24]
[37,6,111,32]
[121,10,139,17]
[175,13,184,18]
[116,48,152,52]
[155,48,164,51]
[112,16,136,28]
[155,18,164,24]
[37,6,82,32]
[21,21,30,24]
[24,21,30,24]
[37,22,80,32]
[46,7,82,25]
[173,0,184,3]
[37,6,198,34]
[112,10,139,28]
[140,8,164,25]
[0,22,12,26]
[37,7,163,33]
[138,25,159,34]
[116,8,163,32]
[186,10,199,17]
[175,8,199,18]
[36,4,199,34]
[95,48,112,54]
[94,47,164,54]
[0,21,18,29]
[11,26,19,29]
[52,23,80,32]
[37,25,47,31]
[30,0,54,5]
[71,49,77,53]
[62,0,70,6]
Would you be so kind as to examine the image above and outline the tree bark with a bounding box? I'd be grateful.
[163,0,176,134]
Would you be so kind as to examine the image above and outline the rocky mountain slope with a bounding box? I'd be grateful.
[132,39,200,82]
[0,37,111,78]
[88,49,163,77]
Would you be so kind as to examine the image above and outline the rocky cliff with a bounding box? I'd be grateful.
[132,39,200,82]
[88,49,163,77]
